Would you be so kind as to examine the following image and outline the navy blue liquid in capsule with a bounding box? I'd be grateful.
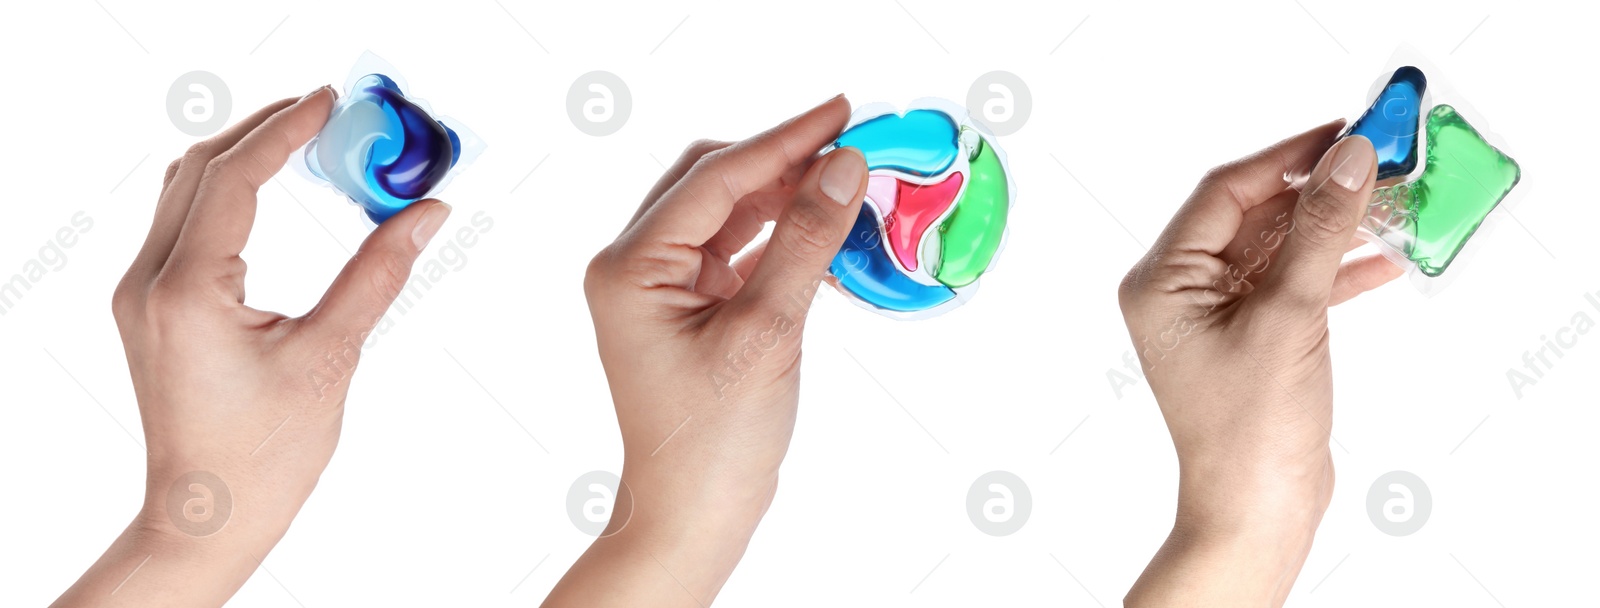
[307,74,461,223]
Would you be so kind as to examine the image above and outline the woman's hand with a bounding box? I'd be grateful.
[53,87,454,607]
[543,95,867,607]
[1118,122,1401,606]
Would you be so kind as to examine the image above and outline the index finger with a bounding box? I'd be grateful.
[626,95,851,249]
[1153,119,1345,256]
[168,86,336,278]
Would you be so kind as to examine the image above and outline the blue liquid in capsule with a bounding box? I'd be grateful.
[834,109,960,177]
[830,205,956,312]
[1345,66,1427,180]
[307,74,460,224]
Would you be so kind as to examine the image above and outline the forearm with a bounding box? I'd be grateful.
[543,530,744,607]
[542,468,776,607]
[1126,455,1332,606]
[51,510,285,607]
[53,462,307,608]
[1125,518,1318,606]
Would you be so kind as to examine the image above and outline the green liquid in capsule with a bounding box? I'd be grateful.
[1367,104,1521,277]
[933,135,1009,287]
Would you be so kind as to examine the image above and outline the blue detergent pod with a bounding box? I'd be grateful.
[1343,66,1427,180]
[303,52,483,225]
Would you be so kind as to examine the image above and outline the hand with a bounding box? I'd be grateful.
[542,95,866,607]
[1117,122,1401,606]
[53,87,454,607]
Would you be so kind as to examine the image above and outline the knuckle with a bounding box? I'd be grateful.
[681,139,725,164]
[217,257,248,293]
[690,145,725,172]
[162,159,183,187]
[1295,190,1358,241]
[1199,161,1258,207]
[110,277,143,326]
[1120,249,1203,295]
[1117,249,1243,326]
[1116,260,1175,318]
[679,147,735,194]
[592,240,702,292]
[1116,279,1142,319]
[1171,251,1233,291]
[1200,162,1236,185]
[1117,263,1148,307]
[202,151,238,185]
[583,247,615,295]
[1199,160,1249,191]
[182,141,213,164]
[204,149,256,187]
[776,203,836,260]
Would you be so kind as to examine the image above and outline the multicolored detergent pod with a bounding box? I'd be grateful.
[826,100,1013,319]
[303,52,483,225]
[1345,64,1522,281]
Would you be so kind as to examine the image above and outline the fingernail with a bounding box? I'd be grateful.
[1328,136,1373,192]
[412,202,451,250]
[819,148,865,206]
[300,85,332,102]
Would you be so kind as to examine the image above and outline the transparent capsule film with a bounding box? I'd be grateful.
[301,51,484,227]
[825,99,1014,320]
[1345,60,1522,288]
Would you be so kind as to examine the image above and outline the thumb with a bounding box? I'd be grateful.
[727,146,867,323]
[302,199,452,340]
[1257,136,1377,310]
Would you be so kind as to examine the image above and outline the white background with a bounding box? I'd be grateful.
[2,0,1593,605]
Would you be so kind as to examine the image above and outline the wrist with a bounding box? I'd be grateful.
[610,466,776,566]
[1125,455,1333,606]
[140,460,313,547]
[613,451,778,542]
[1174,442,1334,529]
[541,471,776,607]
[50,511,273,608]
[131,502,288,562]
[1128,503,1327,607]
